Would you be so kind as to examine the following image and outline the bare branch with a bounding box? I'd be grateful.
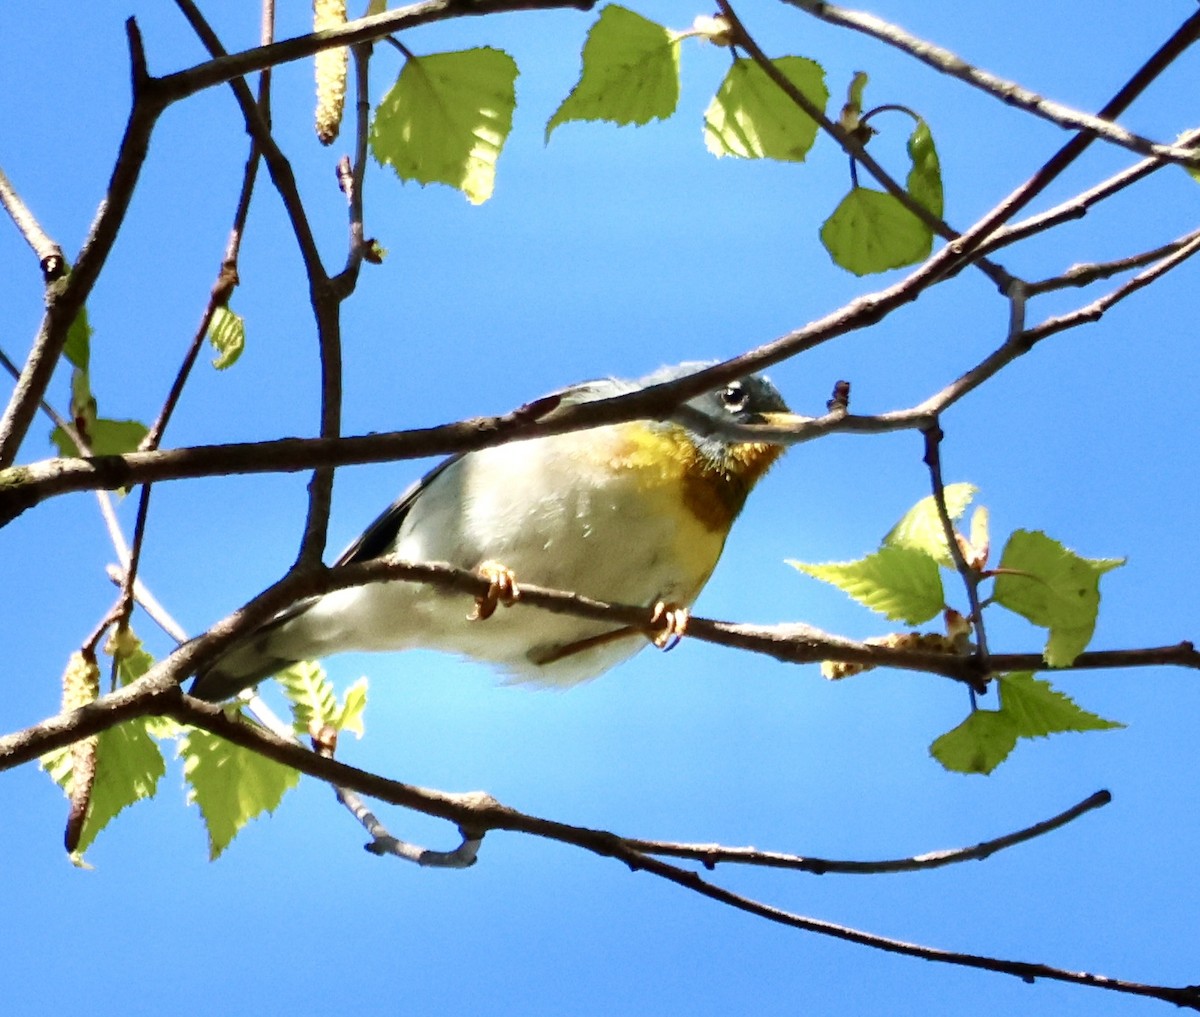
[0,19,167,467]
[627,790,1112,873]
[154,0,598,106]
[0,164,65,280]
[922,422,990,669]
[1026,228,1200,295]
[785,0,1200,169]
[13,685,1191,1009]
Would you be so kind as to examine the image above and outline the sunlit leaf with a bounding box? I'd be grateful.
[883,483,976,567]
[789,545,943,624]
[906,118,943,220]
[994,530,1124,666]
[207,305,245,370]
[371,47,518,205]
[182,727,300,861]
[704,56,828,161]
[545,5,680,141]
[930,709,1018,775]
[821,186,931,276]
[1000,672,1123,737]
[42,719,167,859]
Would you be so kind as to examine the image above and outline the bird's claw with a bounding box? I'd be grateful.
[650,602,689,651]
[470,561,521,621]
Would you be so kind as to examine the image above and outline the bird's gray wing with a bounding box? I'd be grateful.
[333,453,463,566]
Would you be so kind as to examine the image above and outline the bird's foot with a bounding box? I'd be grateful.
[649,602,689,651]
[469,561,521,621]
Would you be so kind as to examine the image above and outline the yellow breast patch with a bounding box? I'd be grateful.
[591,422,784,533]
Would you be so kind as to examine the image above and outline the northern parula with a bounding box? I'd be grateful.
[191,362,798,701]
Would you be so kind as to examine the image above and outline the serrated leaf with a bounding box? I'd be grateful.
[42,719,167,857]
[181,728,300,860]
[276,660,339,738]
[821,186,933,276]
[994,530,1124,666]
[545,5,680,141]
[704,56,828,162]
[931,671,1123,775]
[1000,672,1123,737]
[207,305,245,370]
[789,545,944,624]
[371,47,518,205]
[337,677,369,737]
[930,709,1019,775]
[883,483,976,566]
[52,417,148,458]
[907,118,943,220]
[106,628,180,739]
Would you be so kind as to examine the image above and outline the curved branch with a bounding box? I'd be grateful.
[0,20,166,468]
[786,0,1200,169]
[10,685,1191,1009]
[0,164,65,279]
[626,790,1112,873]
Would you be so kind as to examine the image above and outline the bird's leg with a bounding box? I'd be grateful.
[468,560,521,621]
[531,602,691,665]
[649,602,689,651]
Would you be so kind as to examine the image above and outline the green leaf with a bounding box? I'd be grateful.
[64,307,92,371]
[51,417,148,458]
[181,727,300,861]
[906,118,943,220]
[277,660,339,738]
[207,305,245,370]
[1000,672,1123,737]
[789,545,943,624]
[930,672,1123,775]
[993,530,1124,666]
[371,47,518,205]
[278,662,368,740]
[704,56,828,162]
[41,719,167,857]
[883,483,976,567]
[337,677,369,737]
[821,186,933,276]
[839,70,869,130]
[930,709,1019,775]
[968,505,990,564]
[545,5,680,141]
[106,627,180,739]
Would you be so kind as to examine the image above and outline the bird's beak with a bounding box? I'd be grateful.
[754,411,815,446]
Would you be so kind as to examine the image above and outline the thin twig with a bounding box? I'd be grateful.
[627,790,1112,873]
[1025,227,1200,296]
[922,423,990,674]
[0,164,65,279]
[785,0,1200,170]
[20,687,1194,1009]
[0,20,166,468]
[717,0,1014,292]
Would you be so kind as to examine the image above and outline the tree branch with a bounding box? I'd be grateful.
[0,19,166,468]
[785,0,1200,169]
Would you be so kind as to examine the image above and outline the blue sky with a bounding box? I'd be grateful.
[2,1,1199,1014]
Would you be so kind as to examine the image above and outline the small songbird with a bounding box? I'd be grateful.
[190,363,799,701]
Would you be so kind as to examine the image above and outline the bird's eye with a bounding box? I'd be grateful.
[719,382,749,413]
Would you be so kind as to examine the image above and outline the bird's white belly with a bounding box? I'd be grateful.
[272,432,728,685]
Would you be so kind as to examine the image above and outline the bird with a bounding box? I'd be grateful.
[190,362,800,701]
